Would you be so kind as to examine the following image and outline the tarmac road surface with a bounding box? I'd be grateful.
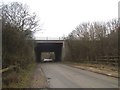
[41,63,118,88]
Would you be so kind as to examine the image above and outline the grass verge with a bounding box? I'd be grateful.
[3,63,36,88]
[62,61,118,78]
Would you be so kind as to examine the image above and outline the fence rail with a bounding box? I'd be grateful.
[89,56,119,67]
[0,65,17,73]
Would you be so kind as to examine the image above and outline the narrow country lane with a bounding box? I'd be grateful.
[41,63,118,88]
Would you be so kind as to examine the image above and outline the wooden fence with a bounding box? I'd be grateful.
[88,56,119,67]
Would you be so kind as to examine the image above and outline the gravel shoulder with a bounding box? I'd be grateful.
[30,64,49,88]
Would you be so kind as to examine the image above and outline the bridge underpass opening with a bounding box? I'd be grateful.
[41,52,55,62]
[35,43,63,62]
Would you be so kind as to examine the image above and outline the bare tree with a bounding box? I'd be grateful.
[2,2,40,38]
[64,19,119,63]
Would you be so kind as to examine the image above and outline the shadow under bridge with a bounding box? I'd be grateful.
[34,40,64,62]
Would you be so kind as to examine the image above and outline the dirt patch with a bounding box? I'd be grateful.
[63,62,118,78]
[30,64,49,88]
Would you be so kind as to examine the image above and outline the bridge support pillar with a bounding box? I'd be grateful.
[55,49,62,62]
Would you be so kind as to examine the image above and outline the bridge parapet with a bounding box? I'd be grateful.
[35,37,64,43]
[35,37,65,40]
[35,40,64,43]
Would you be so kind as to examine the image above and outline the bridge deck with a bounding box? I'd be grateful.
[35,40,64,43]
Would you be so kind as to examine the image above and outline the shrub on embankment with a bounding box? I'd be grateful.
[1,2,40,88]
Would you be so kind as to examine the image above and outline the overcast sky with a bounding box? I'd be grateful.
[1,0,119,39]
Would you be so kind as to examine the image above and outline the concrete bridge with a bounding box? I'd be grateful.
[34,37,65,62]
